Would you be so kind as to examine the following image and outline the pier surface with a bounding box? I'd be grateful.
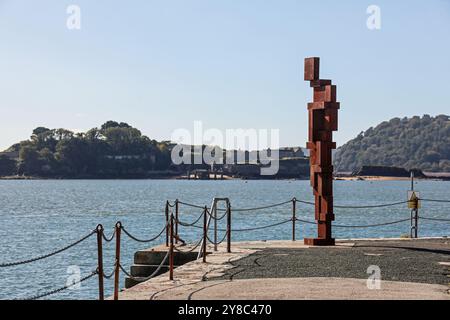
[117,238,450,300]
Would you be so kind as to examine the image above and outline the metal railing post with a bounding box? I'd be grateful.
[169,213,174,280]
[203,206,207,263]
[410,209,413,238]
[113,221,122,301]
[410,173,415,238]
[214,203,218,251]
[414,199,419,238]
[292,198,296,241]
[96,224,104,301]
[175,200,179,244]
[227,204,231,253]
[165,201,169,247]
[409,172,419,239]
[410,207,419,239]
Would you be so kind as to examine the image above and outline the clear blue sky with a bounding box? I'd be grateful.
[1,0,449,150]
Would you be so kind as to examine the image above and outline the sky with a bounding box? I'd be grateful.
[1,0,450,151]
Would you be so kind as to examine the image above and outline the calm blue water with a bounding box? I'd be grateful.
[0,179,449,300]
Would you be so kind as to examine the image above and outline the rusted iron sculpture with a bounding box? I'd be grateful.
[304,57,339,246]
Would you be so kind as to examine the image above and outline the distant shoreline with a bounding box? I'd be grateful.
[0,175,304,181]
[336,174,450,181]
[336,176,424,181]
[0,175,448,181]
[0,175,180,180]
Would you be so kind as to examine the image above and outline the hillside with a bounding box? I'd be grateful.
[334,115,450,172]
[0,121,173,178]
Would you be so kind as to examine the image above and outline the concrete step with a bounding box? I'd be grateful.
[125,276,148,289]
[125,247,207,289]
[124,265,173,289]
[125,264,177,289]
[130,264,172,277]
[134,250,198,265]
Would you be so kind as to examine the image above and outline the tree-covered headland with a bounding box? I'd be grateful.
[0,121,172,178]
[334,115,450,172]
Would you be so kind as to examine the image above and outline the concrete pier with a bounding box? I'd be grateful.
[116,238,450,300]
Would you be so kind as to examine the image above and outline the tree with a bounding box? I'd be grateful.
[32,127,51,137]
[0,155,17,176]
[18,145,41,175]
[102,126,143,155]
[55,138,90,176]
[100,121,131,132]
[9,121,178,177]
[54,128,74,141]
[39,148,57,175]
[30,127,57,151]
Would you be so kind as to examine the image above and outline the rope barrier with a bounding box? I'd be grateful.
[295,217,416,228]
[167,201,177,208]
[102,229,116,242]
[232,219,293,232]
[177,220,203,229]
[294,217,320,225]
[177,201,205,210]
[118,264,132,277]
[178,218,293,232]
[178,199,292,212]
[178,213,450,232]
[206,209,228,221]
[174,238,204,253]
[419,199,450,203]
[294,199,315,206]
[176,212,204,227]
[333,218,411,228]
[0,230,96,268]
[121,224,167,243]
[295,199,411,208]
[25,270,98,300]
[421,217,450,222]
[177,198,415,212]
[232,200,293,212]
[334,200,409,209]
[102,266,116,280]
[207,231,229,245]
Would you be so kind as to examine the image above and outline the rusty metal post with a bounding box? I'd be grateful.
[175,200,179,244]
[409,172,419,239]
[415,204,419,239]
[304,57,339,246]
[226,204,231,253]
[169,213,174,280]
[410,172,415,238]
[113,221,122,301]
[96,224,104,301]
[214,203,218,252]
[165,201,169,247]
[292,198,296,241]
[410,209,414,238]
[203,206,207,263]
[413,174,419,239]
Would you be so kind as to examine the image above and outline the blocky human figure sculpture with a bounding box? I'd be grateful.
[304,57,339,246]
